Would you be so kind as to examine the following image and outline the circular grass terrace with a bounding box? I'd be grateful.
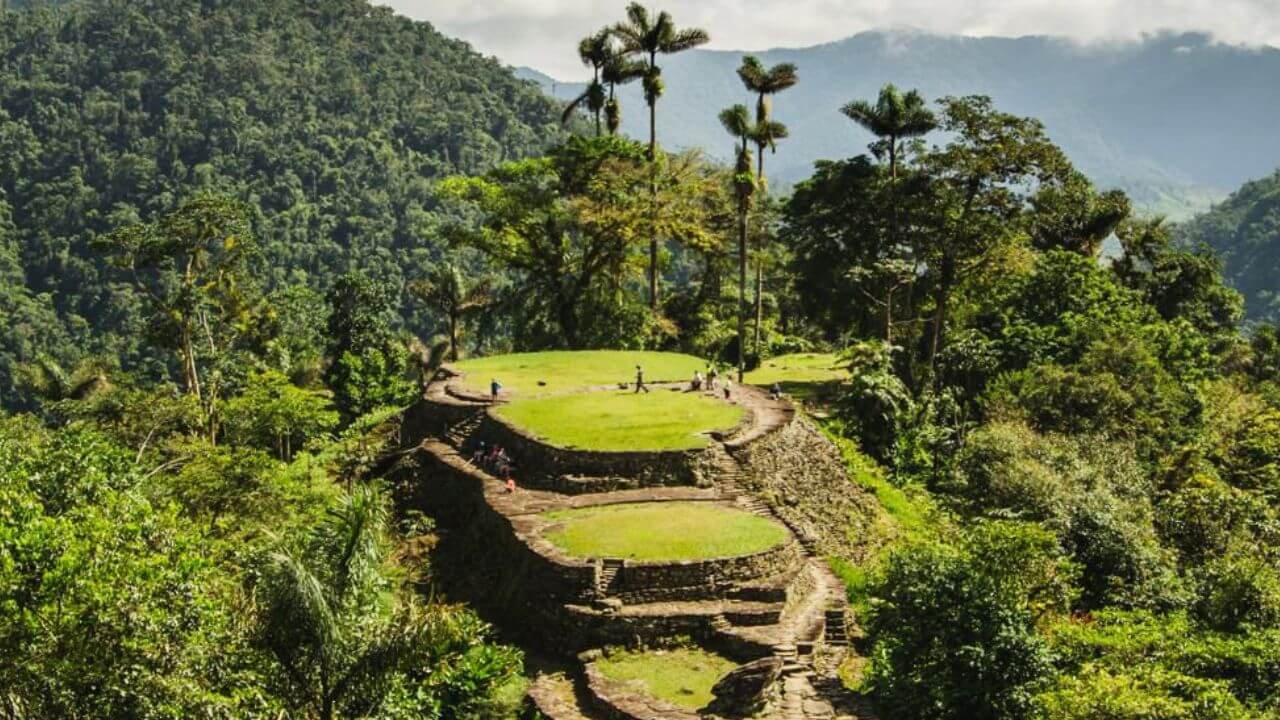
[493,389,745,452]
[451,350,706,396]
[594,646,738,710]
[541,501,789,562]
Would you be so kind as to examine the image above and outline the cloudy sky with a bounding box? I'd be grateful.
[381,0,1280,79]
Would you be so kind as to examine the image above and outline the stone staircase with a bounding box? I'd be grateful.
[444,411,485,450]
[823,607,849,647]
[594,558,624,599]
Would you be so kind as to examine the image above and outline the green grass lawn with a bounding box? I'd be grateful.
[451,350,706,396]
[595,647,738,710]
[542,502,789,561]
[744,353,847,403]
[744,353,846,386]
[494,389,744,451]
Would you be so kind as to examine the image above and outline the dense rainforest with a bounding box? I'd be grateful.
[1177,169,1280,323]
[0,0,568,409]
[4,1,1280,719]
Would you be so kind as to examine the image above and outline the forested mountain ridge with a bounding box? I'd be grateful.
[1177,169,1280,322]
[0,0,566,408]
[522,29,1280,218]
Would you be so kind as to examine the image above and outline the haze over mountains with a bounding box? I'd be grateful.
[519,29,1280,218]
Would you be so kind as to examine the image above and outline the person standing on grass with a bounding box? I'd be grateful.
[490,378,502,400]
[635,364,650,393]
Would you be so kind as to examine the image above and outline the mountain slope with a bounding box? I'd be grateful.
[1176,170,1280,321]
[530,30,1280,218]
[0,0,567,406]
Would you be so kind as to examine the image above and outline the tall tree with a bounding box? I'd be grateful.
[97,194,260,441]
[720,104,756,381]
[612,3,710,310]
[841,85,937,299]
[562,29,612,135]
[407,263,495,362]
[840,84,937,183]
[919,96,1070,371]
[737,55,797,353]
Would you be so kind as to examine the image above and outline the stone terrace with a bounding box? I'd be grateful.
[389,365,875,720]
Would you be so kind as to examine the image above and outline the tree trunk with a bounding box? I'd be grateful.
[929,254,955,371]
[448,312,459,362]
[753,263,763,354]
[647,61,659,311]
[737,201,748,383]
[884,287,894,343]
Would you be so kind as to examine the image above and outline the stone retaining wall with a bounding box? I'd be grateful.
[392,445,810,654]
[610,541,801,602]
[732,416,882,561]
[401,393,483,442]
[475,413,706,488]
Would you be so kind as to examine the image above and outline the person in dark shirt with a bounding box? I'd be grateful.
[634,364,650,393]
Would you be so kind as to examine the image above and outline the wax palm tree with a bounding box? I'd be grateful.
[612,3,710,309]
[407,263,495,363]
[841,85,936,335]
[601,52,645,135]
[255,485,417,720]
[737,56,797,354]
[736,56,798,184]
[720,104,756,382]
[561,29,612,135]
[840,84,936,182]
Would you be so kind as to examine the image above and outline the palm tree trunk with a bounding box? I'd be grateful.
[737,201,748,383]
[448,312,459,362]
[648,97,658,310]
[753,263,763,354]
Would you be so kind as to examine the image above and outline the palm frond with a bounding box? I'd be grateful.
[663,27,709,53]
[719,104,751,140]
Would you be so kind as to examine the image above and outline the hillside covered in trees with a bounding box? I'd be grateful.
[0,0,567,409]
[1177,169,1280,322]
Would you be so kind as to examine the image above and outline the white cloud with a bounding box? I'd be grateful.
[379,0,1280,79]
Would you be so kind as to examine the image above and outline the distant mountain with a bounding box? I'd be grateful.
[1176,170,1280,321]
[523,30,1280,219]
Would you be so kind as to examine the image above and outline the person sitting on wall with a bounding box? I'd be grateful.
[505,476,517,493]
[470,440,487,466]
[691,370,703,391]
[770,383,783,401]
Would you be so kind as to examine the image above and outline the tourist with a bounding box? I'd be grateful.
[634,364,650,393]
[470,440,487,466]
[691,370,703,391]
[770,383,782,401]
[723,378,732,400]
[490,378,502,399]
[707,365,719,390]
[505,476,516,494]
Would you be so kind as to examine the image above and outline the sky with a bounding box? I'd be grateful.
[380,0,1280,79]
